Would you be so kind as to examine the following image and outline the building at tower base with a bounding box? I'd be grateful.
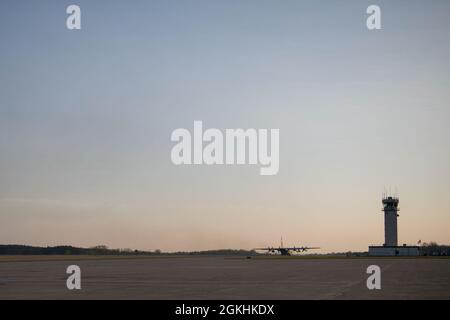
[368,245,419,256]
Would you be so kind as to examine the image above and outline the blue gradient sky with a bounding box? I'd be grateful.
[1,0,449,252]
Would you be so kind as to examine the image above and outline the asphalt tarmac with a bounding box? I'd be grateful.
[0,256,449,299]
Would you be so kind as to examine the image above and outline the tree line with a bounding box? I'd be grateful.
[0,244,258,256]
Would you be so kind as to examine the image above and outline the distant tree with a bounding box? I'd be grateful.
[91,245,109,250]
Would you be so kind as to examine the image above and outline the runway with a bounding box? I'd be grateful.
[0,256,449,299]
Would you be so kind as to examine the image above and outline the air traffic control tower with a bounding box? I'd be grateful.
[382,196,399,246]
[368,195,419,256]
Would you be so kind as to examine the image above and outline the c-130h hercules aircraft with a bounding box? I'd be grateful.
[254,237,320,256]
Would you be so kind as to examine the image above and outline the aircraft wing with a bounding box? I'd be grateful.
[284,247,320,251]
[254,247,320,251]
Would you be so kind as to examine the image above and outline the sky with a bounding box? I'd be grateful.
[0,0,449,253]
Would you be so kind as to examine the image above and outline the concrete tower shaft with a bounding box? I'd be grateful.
[382,196,399,246]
